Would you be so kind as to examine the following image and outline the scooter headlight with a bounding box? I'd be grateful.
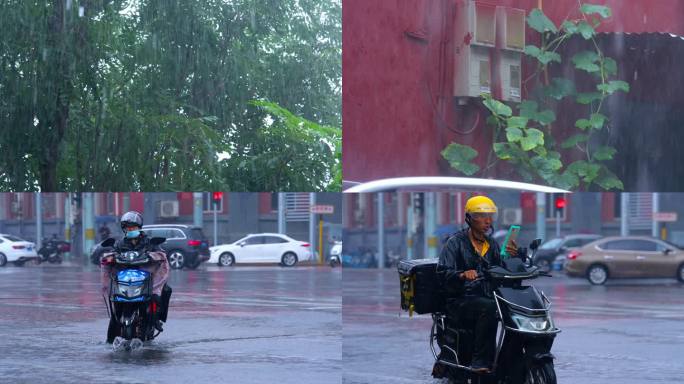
[511,313,552,332]
[118,284,144,298]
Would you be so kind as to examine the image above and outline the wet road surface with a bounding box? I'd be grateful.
[0,263,341,383]
[342,269,684,384]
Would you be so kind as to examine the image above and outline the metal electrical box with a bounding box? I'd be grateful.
[496,6,525,102]
[454,0,496,98]
[454,1,525,102]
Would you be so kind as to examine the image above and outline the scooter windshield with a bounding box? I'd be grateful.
[497,286,547,313]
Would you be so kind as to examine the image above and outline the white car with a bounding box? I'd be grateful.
[0,234,39,266]
[209,233,313,267]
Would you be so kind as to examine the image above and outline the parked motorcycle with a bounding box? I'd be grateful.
[37,238,66,264]
[399,239,559,384]
[384,249,401,268]
[329,241,342,267]
[102,237,168,350]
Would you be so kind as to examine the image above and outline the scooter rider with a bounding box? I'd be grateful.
[436,196,523,374]
[100,211,172,343]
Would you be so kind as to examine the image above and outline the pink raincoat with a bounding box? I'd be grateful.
[101,250,169,296]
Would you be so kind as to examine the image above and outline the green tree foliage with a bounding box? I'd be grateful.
[0,0,341,191]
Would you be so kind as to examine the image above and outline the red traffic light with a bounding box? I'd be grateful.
[554,197,566,209]
[212,192,223,201]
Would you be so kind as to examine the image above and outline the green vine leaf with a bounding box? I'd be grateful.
[518,100,539,120]
[551,171,580,190]
[561,20,578,34]
[517,101,555,125]
[441,143,480,175]
[547,78,576,100]
[567,160,601,183]
[506,127,524,142]
[482,95,512,117]
[602,58,618,76]
[576,92,602,104]
[493,142,515,160]
[580,4,612,19]
[533,146,548,156]
[524,45,561,65]
[597,80,630,94]
[595,167,624,190]
[507,116,529,129]
[575,119,591,130]
[536,110,556,125]
[520,128,544,151]
[592,146,617,161]
[561,134,589,148]
[577,21,595,39]
[494,143,525,163]
[527,9,558,33]
[589,113,607,129]
[547,151,561,160]
[531,155,563,174]
[572,51,600,73]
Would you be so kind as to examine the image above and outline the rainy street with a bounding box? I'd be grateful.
[342,269,684,384]
[0,264,341,384]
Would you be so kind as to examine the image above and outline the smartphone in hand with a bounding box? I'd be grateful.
[500,225,520,259]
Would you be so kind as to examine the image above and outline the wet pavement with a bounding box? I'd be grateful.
[0,263,341,384]
[342,269,684,384]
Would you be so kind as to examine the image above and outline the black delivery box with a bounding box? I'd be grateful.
[398,258,442,315]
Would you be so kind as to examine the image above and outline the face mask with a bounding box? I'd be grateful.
[125,230,141,239]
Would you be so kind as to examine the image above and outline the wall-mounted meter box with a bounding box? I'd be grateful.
[501,52,522,102]
[454,0,525,103]
[454,0,496,98]
[496,6,525,102]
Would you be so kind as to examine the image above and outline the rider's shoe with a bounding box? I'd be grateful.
[471,360,491,373]
[432,362,447,378]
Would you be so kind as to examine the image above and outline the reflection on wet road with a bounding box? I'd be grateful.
[0,264,341,383]
[343,269,684,384]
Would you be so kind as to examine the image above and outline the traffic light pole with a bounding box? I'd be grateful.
[309,193,316,264]
[278,193,286,234]
[35,192,42,250]
[213,203,218,247]
[652,192,659,238]
[536,193,546,242]
[83,193,95,260]
[64,194,71,259]
[555,210,561,238]
[193,193,203,229]
[318,214,324,264]
[406,204,413,261]
[621,193,629,236]
[211,192,223,247]
[378,192,385,269]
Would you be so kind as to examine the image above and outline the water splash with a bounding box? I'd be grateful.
[112,337,144,352]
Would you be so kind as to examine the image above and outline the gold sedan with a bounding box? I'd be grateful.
[564,236,684,285]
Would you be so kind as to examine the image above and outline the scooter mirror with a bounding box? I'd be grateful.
[529,238,542,250]
[150,237,166,246]
[101,238,116,247]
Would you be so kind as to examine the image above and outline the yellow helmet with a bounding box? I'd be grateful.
[465,195,498,214]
